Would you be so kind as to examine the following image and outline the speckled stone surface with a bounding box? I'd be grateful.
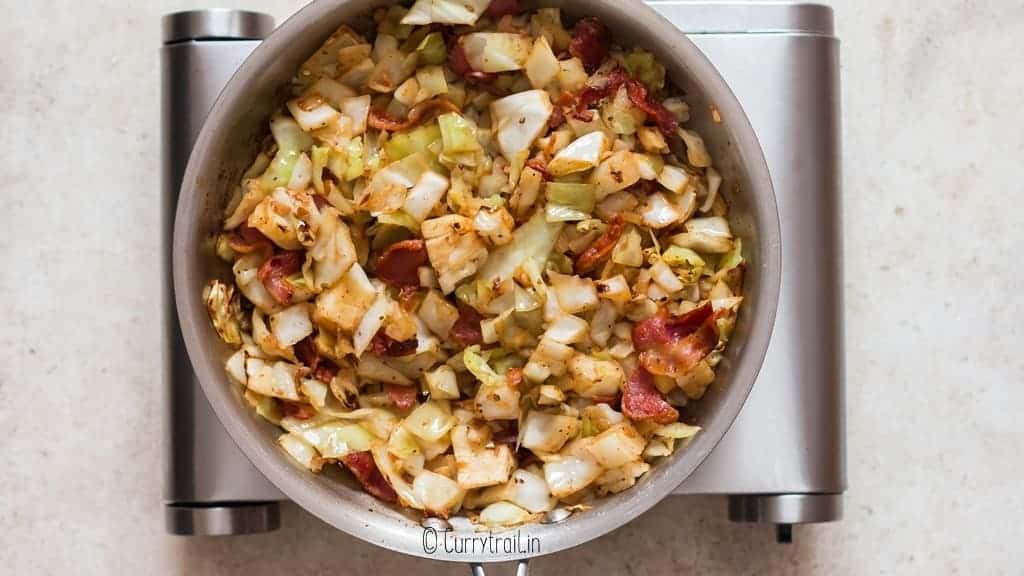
[1,1,1022,574]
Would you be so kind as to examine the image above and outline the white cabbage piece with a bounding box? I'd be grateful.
[594,275,631,303]
[203,280,243,345]
[476,210,562,296]
[640,192,684,230]
[371,443,423,509]
[278,433,324,472]
[357,152,430,216]
[313,263,376,333]
[657,165,692,195]
[287,95,342,132]
[590,150,642,199]
[401,0,491,25]
[356,354,413,386]
[568,354,624,398]
[248,188,321,251]
[543,314,589,345]
[422,215,489,294]
[403,400,455,442]
[525,36,560,89]
[308,207,356,290]
[451,424,515,489]
[677,127,712,167]
[507,468,556,513]
[424,364,461,399]
[649,259,684,294]
[524,337,574,382]
[269,303,314,348]
[245,358,303,401]
[352,292,392,357]
[479,501,535,527]
[585,423,646,468]
[402,171,450,222]
[413,470,465,517]
[490,89,553,161]
[546,131,609,176]
[543,456,602,498]
[596,461,650,495]
[225,349,248,385]
[418,289,460,339]
[461,33,533,73]
[700,167,723,213]
[548,272,599,314]
[520,411,580,453]
[295,422,376,459]
[669,216,734,253]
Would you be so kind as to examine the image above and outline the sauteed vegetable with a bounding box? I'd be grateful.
[204,0,745,526]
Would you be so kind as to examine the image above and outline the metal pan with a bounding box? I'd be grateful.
[173,0,781,571]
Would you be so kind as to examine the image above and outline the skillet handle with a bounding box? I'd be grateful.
[469,561,529,576]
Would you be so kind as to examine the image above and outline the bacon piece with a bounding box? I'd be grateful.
[385,383,418,411]
[257,251,303,305]
[450,303,484,346]
[569,17,611,73]
[376,239,429,288]
[485,0,520,18]
[227,224,273,254]
[368,97,461,132]
[575,214,624,274]
[573,69,679,136]
[369,329,418,357]
[448,39,497,83]
[632,302,718,378]
[622,366,678,424]
[281,401,317,420]
[632,302,713,351]
[341,451,399,503]
[623,78,680,136]
[639,319,718,378]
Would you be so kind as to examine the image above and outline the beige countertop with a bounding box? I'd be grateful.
[1,0,1021,574]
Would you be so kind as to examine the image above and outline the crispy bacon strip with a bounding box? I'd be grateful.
[385,383,418,411]
[341,452,398,503]
[569,17,611,73]
[632,302,713,351]
[369,329,418,357]
[450,303,484,346]
[639,319,718,378]
[485,0,520,18]
[632,302,719,378]
[376,239,429,288]
[257,251,303,305]
[227,224,273,254]
[368,97,461,132]
[575,215,625,274]
[622,366,678,424]
[573,69,679,136]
